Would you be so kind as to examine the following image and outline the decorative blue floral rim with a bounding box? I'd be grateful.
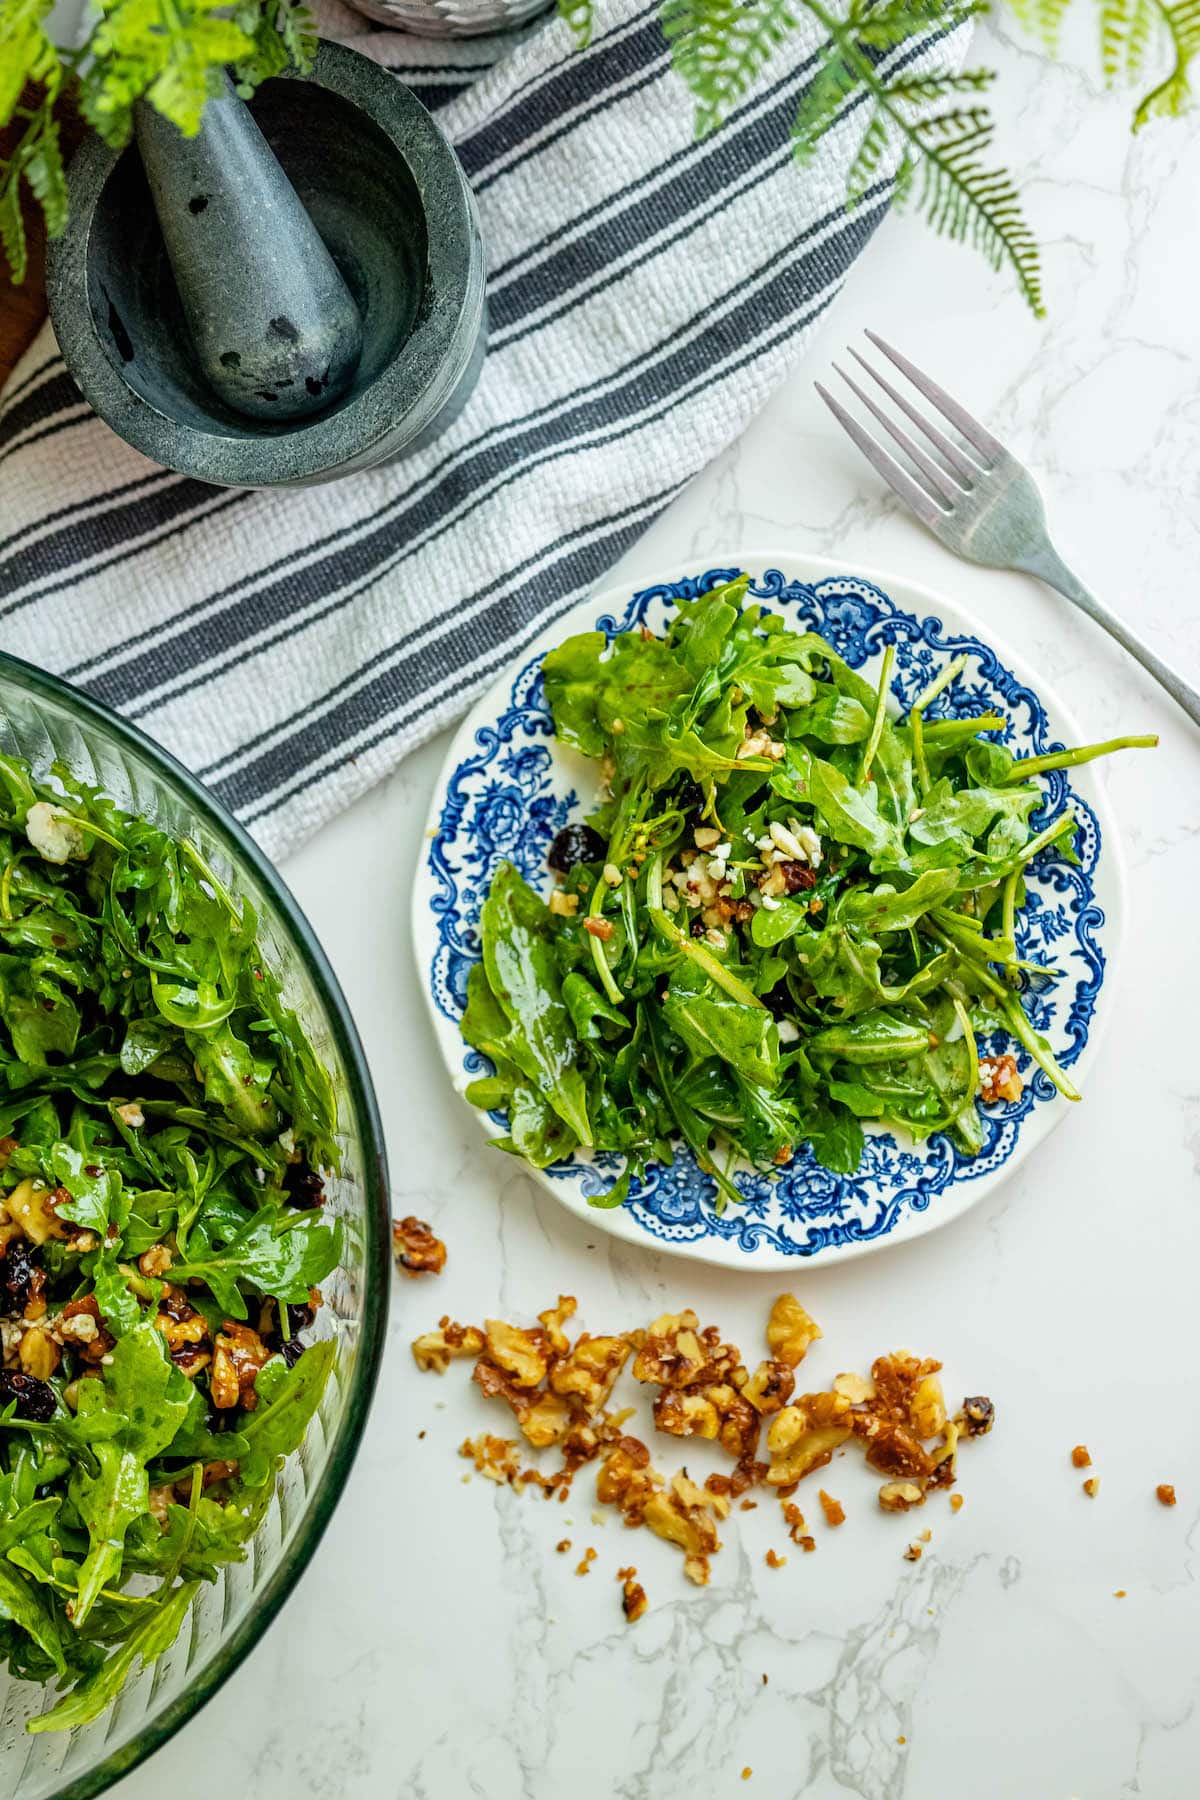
[422,567,1109,1261]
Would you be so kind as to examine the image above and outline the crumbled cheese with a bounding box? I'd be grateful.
[116,1102,145,1129]
[776,1019,799,1044]
[760,894,781,911]
[769,821,807,862]
[787,821,822,868]
[25,802,86,865]
[603,864,623,887]
[693,827,721,850]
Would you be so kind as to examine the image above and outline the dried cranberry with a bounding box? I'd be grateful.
[673,778,705,820]
[1,1239,41,1316]
[283,1160,325,1210]
[0,1369,56,1422]
[778,862,817,896]
[546,824,606,874]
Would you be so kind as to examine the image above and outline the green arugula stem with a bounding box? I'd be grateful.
[1002,734,1159,781]
[997,989,1080,1102]
[911,705,930,799]
[907,652,970,718]
[920,714,1007,739]
[858,644,896,786]
[586,872,624,1005]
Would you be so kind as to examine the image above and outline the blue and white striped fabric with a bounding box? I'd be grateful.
[0,0,967,858]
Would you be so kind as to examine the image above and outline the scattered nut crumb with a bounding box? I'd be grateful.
[584,915,614,940]
[949,1494,964,1513]
[799,1535,816,1553]
[556,1538,572,1553]
[818,1489,845,1527]
[1071,1444,1091,1469]
[898,1736,907,1745]
[1083,1477,1100,1498]
[1114,1589,1126,1598]
[764,1549,787,1569]
[576,1547,597,1576]
[741,1771,752,1783]
[761,1674,768,1685]
[391,1216,446,1277]
[1157,1484,1177,1507]
[621,1575,648,1622]
[903,1543,923,1562]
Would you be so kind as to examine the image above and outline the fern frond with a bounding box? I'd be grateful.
[1006,0,1073,51]
[848,0,985,41]
[1132,0,1200,124]
[661,0,798,136]
[0,0,59,124]
[556,0,594,48]
[887,69,995,103]
[0,92,65,284]
[911,110,1044,312]
[846,109,891,199]
[793,42,862,155]
[232,0,316,91]
[0,166,29,287]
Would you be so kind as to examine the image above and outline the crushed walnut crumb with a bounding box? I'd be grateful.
[1157,1484,1177,1507]
[556,1538,572,1552]
[949,1494,964,1513]
[1071,1444,1092,1469]
[1082,1477,1100,1498]
[903,1542,923,1562]
[818,1489,845,1527]
[392,1216,447,1278]
[576,1547,597,1576]
[415,1292,994,1621]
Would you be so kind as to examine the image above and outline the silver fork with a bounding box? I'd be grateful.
[816,331,1200,729]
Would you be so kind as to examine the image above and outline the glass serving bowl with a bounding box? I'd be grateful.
[0,653,390,1796]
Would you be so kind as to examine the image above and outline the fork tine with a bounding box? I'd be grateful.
[864,330,1004,464]
[847,348,981,483]
[814,382,948,526]
[833,361,963,505]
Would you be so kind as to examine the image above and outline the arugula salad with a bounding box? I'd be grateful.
[0,753,342,1730]
[462,578,1153,1206]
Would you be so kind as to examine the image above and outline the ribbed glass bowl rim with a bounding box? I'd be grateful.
[0,651,390,1798]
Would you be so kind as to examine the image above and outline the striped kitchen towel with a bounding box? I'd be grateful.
[0,0,968,860]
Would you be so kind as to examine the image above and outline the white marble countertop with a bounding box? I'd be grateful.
[108,14,1200,1797]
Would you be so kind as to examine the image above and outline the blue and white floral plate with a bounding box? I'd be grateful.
[413,554,1123,1269]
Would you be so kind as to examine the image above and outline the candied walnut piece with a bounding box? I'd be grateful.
[818,1489,845,1528]
[1157,1484,1177,1507]
[60,1295,115,1367]
[576,1547,597,1576]
[212,1320,271,1411]
[550,1334,630,1414]
[391,1216,447,1278]
[903,1542,923,1562]
[978,1053,1022,1106]
[621,1574,648,1622]
[154,1284,210,1378]
[764,1549,786,1569]
[138,1244,172,1278]
[742,1359,796,1416]
[484,1318,549,1388]
[959,1396,994,1438]
[654,1389,720,1442]
[518,1389,573,1450]
[909,1374,947,1440]
[1082,1478,1100,1498]
[765,1295,822,1368]
[538,1295,578,1357]
[879,1479,926,1513]
[632,1311,711,1387]
[411,1320,485,1374]
[1071,1444,1091,1469]
[833,1371,875,1405]
[765,1404,850,1486]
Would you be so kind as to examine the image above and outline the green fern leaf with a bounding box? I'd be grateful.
[84,0,255,144]
[852,0,985,50]
[556,0,595,47]
[0,0,60,124]
[887,69,995,103]
[1007,0,1073,51]
[661,0,798,136]
[232,0,316,90]
[792,42,862,156]
[1132,0,1200,124]
[23,111,67,238]
[911,110,1045,312]
[846,108,892,199]
[0,165,28,286]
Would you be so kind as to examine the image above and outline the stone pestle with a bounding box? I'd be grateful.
[134,78,364,423]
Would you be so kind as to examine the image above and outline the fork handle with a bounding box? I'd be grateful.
[1016,543,1200,730]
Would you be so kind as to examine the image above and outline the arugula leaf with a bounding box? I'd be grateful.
[68,1324,190,1626]
[236,1340,335,1488]
[168,1208,341,1320]
[29,1580,199,1734]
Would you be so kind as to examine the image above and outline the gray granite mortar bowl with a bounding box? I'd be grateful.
[47,41,486,488]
